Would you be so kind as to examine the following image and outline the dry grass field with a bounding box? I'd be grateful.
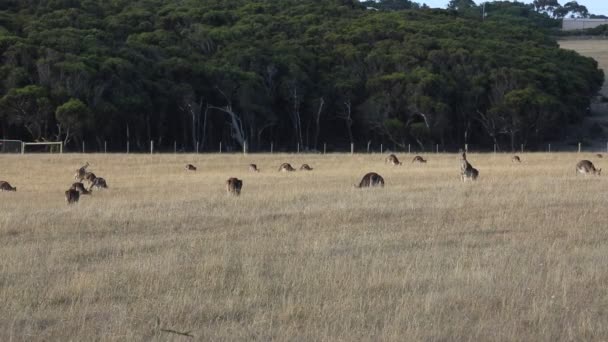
[560,39,608,96]
[1,153,607,341]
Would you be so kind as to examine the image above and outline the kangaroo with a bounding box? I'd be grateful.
[226,177,243,196]
[385,154,402,166]
[65,189,80,204]
[411,156,427,163]
[89,177,108,190]
[300,164,313,171]
[460,152,479,181]
[576,160,601,176]
[278,163,295,172]
[249,164,260,172]
[0,181,16,192]
[74,162,90,181]
[185,164,197,171]
[512,155,521,163]
[81,171,96,184]
[596,154,603,159]
[355,172,385,188]
[70,182,91,195]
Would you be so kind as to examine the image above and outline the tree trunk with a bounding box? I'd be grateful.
[313,97,324,150]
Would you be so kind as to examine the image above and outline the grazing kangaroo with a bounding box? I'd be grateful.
[460,152,479,181]
[89,177,108,190]
[411,156,427,163]
[185,164,197,171]
[596,154,603,158]
[576,160,601,176]
[249,164,260,172]
[65,189,80,204]
[278,163,295,172]
[74,162,90,181]
[355,172,385,188]
[0,181,16,192]
[512,155,521,163]
[300,164,313,171]
[226,177,243,196]
[70,182,91,195]
[385,154,402,166]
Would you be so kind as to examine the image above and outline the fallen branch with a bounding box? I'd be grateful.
[160,328,194,338]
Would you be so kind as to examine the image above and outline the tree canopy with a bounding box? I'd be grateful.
[0,0,603,152]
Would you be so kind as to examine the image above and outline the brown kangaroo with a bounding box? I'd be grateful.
[249,164,260,172]
[576,160,601,176]
[300,164,313,171]
[65,189,80,204]
[385,154,402,166]
[0,181,16,192]
[185,164,197,171]
[355,172,385,188]
[226,177,243,196]
[89,177,108,190]
[84,171,97,185]
[460,152,479,181]
[278,163,295,172]
[596,154,603,159]
[411,156,427,163]
[512,155,521,163]
[74,162,90,181]
[70,182,91,195]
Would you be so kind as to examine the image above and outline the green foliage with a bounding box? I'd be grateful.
[0,0,603,151]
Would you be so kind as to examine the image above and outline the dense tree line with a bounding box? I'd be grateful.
[0,0,603,152]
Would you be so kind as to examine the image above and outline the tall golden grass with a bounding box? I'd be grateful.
[0,153,607,341]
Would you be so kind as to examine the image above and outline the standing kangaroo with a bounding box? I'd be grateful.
[411,156,427,163]
[278,163,296,172]
[65,189,80,204]
[385,154,402,166]
[460,152,479,181]
[0,181,16,191]
[74,162,90,181]
[226,177,243,196]
[355,172,385,188]
[576,160,601,175]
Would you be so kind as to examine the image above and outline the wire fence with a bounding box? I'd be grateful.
[5,139,608,155]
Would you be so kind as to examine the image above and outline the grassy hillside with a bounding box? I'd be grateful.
[0,153,607,340]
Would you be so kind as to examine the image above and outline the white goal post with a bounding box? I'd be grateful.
[21,141,63,154]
